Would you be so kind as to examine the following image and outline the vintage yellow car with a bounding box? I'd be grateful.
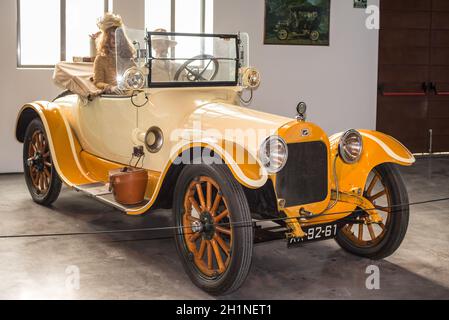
[15,30,414,295]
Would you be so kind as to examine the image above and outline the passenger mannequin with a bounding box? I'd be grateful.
[151,28,185,82]
[93,13,134,94]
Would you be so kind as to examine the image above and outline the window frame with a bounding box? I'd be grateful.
[146,0,210,34]
[147,31,240,88]
[16,0,110,68]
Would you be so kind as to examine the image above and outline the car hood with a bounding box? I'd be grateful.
[180,102,293,153]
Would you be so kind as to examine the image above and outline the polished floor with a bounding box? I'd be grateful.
[0,157,448,299]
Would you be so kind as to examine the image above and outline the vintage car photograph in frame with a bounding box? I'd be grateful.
[15,29,415,296]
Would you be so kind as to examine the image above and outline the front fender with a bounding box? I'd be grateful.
[329,130,415,192]
[166,140,268,189]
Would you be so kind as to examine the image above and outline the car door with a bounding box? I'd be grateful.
[77,95,137,165]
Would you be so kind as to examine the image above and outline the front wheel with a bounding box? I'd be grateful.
[23,118,62,206]
[173,164,253,295]
[335,163,409,260]
[276,29,289,40]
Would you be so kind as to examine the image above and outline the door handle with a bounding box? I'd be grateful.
[429,82,449,96]
[378,83,428,96]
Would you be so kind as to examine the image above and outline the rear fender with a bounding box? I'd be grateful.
[15,102,94,186]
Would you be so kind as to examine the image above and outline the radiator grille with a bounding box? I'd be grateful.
[276,141,328,207]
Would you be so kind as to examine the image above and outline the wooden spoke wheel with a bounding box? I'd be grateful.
[27,130,52,195]
[183,176,232,277]
[336,163,409,260]
[173,164,253,295]
[23,118,62,206]
[341,170,391,247]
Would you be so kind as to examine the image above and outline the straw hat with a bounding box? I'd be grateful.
[97,13,123,31]
[152,28,177,47]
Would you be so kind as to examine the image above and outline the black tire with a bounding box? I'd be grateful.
[23,118,62,206]
[276,29,289,40]
[310,30,320,41]
[173,164,253,295]
[335,163,409,260]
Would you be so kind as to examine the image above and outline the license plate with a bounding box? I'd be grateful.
[287,223,340,247]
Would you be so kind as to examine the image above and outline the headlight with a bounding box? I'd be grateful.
[123,67,145,90]
[242,67,261,88]
[259,136,288,173]
[339,129,363,164]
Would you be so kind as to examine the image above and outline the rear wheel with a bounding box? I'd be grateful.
[335,163,409,260]
[173,164,253,295]
[310,30,320,41]
[23,118,62,206]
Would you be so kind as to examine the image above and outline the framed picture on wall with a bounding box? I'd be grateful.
[264,0,331,46]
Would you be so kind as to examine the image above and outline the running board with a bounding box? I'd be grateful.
[253,220,287,244]
[73,182,150,212]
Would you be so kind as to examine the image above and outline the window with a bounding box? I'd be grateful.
[17,0,110,67]
[145,0,213,33]
[145,0,214,63]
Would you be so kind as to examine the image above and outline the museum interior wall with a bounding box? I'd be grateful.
[0,0,143,173]
[214,0,380,135]
[0,0,379,173]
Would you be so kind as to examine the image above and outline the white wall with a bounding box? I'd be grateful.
[0,0,144,173]
[0,0,379,173]
[0,0,60,173]
[214,0,379,135]
[113,0,145,30]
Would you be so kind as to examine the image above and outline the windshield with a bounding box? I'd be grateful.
[116,29,245,89]
[116,28,147,90]
[148,32,239,87]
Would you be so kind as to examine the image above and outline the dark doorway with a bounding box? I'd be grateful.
[377,0,449,153]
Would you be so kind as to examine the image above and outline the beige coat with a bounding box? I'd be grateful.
[93,54,117,90]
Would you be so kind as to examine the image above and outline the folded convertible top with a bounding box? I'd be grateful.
[53,62,103,100]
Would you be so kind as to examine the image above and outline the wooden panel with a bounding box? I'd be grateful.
[377,97,429,153]
[428,3,449,153]
[377,98,428,134]
[376,0,449,153]
[380,29,429,47]
[381,0,431,11]
[430,66,449,82]
[431,47,449,65]
[379,65,428,83]
[379,47,429,65]
[432,0,449,12]
[431,30,449,47]
[381,12,431,29]
[432,12,449,29]
[428,119,449,135]
[428,100,449,118]
[431,138,449,153]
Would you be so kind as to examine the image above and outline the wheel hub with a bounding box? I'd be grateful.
[199,212,215,240]
[29,152,45,172]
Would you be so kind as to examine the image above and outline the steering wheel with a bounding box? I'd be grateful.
[174,54,219,82]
